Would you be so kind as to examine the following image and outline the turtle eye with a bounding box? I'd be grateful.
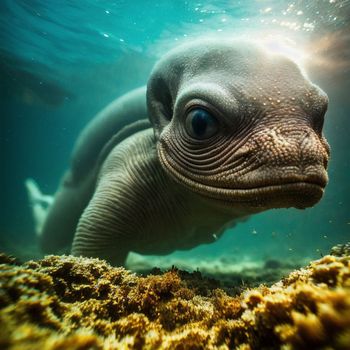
[185,108,219,139]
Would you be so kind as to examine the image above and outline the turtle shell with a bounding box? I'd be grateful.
[69,86,150,184]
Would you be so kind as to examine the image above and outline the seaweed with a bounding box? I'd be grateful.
[0,245,349,349]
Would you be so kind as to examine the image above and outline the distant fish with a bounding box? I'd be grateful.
[0,50,74,107]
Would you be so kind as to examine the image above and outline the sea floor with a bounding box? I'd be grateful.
[0,233,311,293]
[0,244,349,349]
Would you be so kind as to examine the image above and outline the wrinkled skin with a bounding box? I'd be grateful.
[38,39,330,265]
[147,40,329,209]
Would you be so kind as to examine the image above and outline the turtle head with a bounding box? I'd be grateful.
[147,39,330,211]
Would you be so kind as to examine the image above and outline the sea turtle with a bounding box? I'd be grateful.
[29,39,330,265]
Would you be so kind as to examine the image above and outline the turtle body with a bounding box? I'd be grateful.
[37,39,329,265]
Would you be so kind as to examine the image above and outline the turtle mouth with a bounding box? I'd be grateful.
[195,181,326,209]
[159,149,327,209]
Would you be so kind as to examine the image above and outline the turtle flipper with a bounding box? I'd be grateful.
[71,172,132,266]
[36,171,95,253]
[71,128,157,266]
[25,178,54,236]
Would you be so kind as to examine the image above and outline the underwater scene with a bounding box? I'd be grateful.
[1,0,350,349]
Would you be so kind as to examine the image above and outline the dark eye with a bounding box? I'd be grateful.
[185,108,219,139]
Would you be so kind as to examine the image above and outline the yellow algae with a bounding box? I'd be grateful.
[0,247,350,350]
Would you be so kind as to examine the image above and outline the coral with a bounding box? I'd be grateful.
[331,242,350,257]
[0,251,350,350]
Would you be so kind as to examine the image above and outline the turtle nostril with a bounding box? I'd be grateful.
[323,157,328,168]
[312,112,325,134]
[311,97,328,134]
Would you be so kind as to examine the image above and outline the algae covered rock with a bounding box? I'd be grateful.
[0,251,350,350]
[331,242,350,257]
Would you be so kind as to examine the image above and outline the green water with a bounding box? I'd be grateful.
[1,0,349,269]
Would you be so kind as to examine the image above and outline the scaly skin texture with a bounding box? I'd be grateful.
[147,39,329,209]
[39,39,330,265]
